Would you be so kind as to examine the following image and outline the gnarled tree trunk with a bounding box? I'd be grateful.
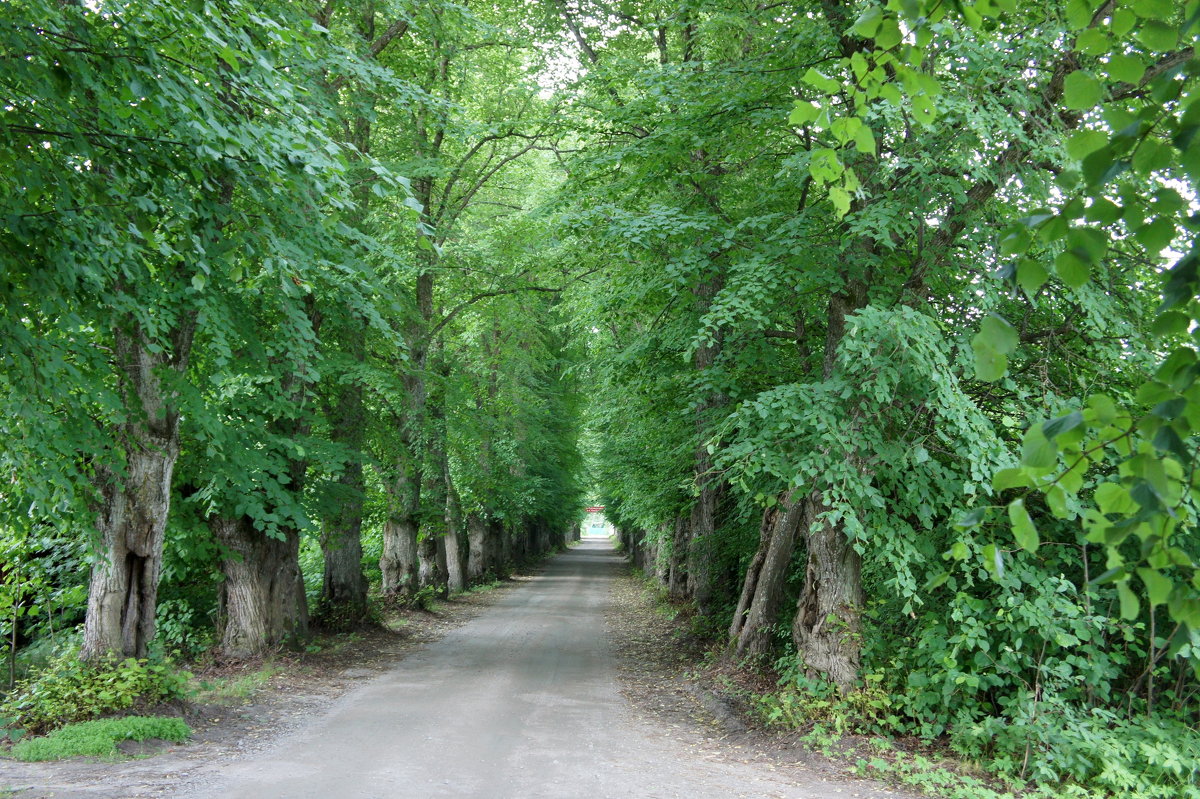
[381,510,419,596]
[466,512,490,582]
[791,495,863,691]
[82,322,193,661]
[730,491,805,658]
[213,516,308,658]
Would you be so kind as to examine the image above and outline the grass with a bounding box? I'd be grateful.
[190,664,281,704]
[11,716,190,762]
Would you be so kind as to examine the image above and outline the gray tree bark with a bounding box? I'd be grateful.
[82,320,194,661]
[212,516,308,658]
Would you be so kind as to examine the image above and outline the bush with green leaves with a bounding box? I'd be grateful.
[11,715,190,762]
[1,648,191,733]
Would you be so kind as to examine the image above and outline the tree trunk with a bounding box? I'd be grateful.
[82,323,192,661]
[82,442,176,660]
[791,495,863,691]
[417,531,445,595]
[213,516,308,658]
[320,522,366,624]
[686,268,727,614]
[687,477,722,613]
[381,512,419,596]
[318,326,368,623]
[466,512,489,582]
[730,491,805,658]
[444,470,466,593]
[790,285,868,690]
[667,516,690,600]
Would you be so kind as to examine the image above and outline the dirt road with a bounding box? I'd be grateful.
[181,540,913,799]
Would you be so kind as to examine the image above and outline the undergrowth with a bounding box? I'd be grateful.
[1,648,190,734]
[11,716,190,762]
[752,655,1200,798]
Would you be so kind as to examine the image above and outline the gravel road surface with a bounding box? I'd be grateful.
[182,539,914,799]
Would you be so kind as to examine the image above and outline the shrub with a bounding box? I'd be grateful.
[1,648,191,733]
[11,716,190,761]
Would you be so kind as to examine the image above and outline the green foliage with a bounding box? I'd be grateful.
[152,600,213,659]
[1,649,190,733]
[10,716,190,762]
[754,659,895,735]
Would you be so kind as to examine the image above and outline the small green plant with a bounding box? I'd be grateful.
[190,663,280,704]
[1,648,191,733]
[409,585,441,611]
[11,716,190,761]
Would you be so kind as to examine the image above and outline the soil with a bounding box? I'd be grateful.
[0,579,529,798]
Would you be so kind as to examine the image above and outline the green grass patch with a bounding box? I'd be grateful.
[11,716,190,762]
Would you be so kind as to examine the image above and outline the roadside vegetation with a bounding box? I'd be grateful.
[3,0,1200,795]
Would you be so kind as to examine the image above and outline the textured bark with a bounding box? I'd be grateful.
[792,496,864,691]
[686,477,722,613]
[381,513,419,596]
[443,471,466,593]
[667,516,690,600]
[791,285,869,689]
[731,492,806,658]
[417,531,446,594]
[213,516,308,658]
[318,326,368,621]
[653,522,671,585]
[466,512,490,582]
[82,321,193,661]
[320,528,366,620]
[82,441,176,660]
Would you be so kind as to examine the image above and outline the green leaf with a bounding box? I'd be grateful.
[1117,580,1141,620]
[956,508,987,529]
[1137,20,1178,50]
[1021,426,1058,470]
[983,543,1005,578]
[829,186,852,217]
[875,18,903,50]
[789,101,820,126]
[1043,410,1083,440]
[1105,54,1146,84]
[1063,71,1104,110]
[993,467,1030,491]
[1066,129,1108,160]
[979,314,1018,353]
[853,126,876,155]
[1008,498,1039,552]
[803,68,842,94]
[1065,0,1095,29]
[852,5,884,37]
[1132,0,1175,18]
[1095,482,1134,514]
[1054,250,1091,288]
[1017,259,1049,298]
[1136,567,1172,607]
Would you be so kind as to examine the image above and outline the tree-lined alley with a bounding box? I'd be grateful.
[3,1,1200,795]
